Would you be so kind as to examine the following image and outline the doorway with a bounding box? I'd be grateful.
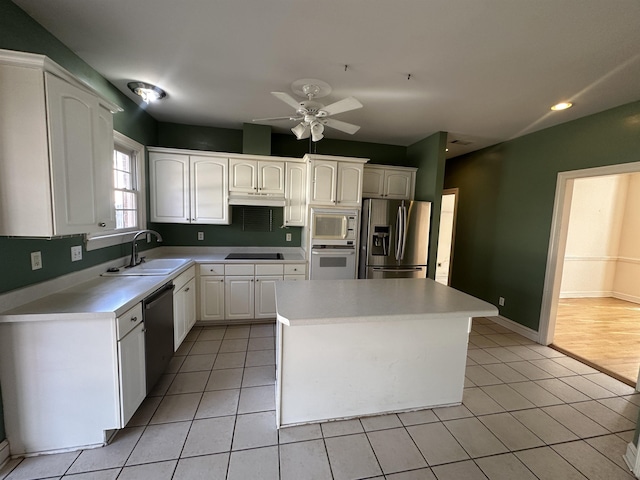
[539,162,640,386]
[435,189,458,286]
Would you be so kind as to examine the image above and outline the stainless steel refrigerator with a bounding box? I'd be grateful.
[358,198,431,279]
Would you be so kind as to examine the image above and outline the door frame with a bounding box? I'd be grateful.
[436,188,459,286]
[538,161,640,345]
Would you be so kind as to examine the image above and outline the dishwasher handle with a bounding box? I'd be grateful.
[144,283,175,310]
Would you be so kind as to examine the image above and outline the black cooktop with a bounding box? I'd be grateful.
[225,253,284,260]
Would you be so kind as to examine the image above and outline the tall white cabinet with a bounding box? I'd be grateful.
[305,154,367,208]
[0,50,120,237]
[148,149,230,224]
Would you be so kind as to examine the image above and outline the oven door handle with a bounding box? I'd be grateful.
[372,267,423,272]
[312,250,356,255]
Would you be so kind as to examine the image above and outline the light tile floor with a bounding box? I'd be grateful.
[2,318,639,479]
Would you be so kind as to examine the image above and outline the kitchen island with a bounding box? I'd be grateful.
[275,278,498,427]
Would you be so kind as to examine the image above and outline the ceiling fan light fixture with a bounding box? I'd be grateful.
[127,82,166,104]
[292,122,310,140]
[310,121,324,142]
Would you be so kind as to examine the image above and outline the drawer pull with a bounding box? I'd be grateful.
[130,316,138,322]
[184,287,190,292]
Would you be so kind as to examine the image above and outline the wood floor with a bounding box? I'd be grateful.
[553,297,640,386]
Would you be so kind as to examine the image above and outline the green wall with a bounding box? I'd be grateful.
[407,132,448,279]
[444,100,640,331]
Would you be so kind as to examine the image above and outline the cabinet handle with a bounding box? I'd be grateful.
[131,316,137,322]
[98,222,106,227]
[184,287,190,292]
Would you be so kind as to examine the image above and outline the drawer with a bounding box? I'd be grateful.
[199,263,225,276]
[173,265,195,291]
[117,302,143,340]
[284,274,306,281]
[284,263,307,276]
[225,264,255,276]
[255,264,284,276]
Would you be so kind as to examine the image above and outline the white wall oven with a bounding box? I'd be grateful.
[309,208,359,280]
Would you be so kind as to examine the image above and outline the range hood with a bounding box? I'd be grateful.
[228,195,286,207]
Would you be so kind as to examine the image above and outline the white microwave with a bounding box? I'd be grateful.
[310,208,358,245]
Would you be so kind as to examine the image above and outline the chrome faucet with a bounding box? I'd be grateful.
[128,230,163,268]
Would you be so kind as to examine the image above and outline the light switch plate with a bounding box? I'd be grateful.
[31,251,42,270]
[286,233,292,242]
[198,232,204,241]
[71,245,82,262]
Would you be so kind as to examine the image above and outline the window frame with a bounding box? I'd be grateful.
[85,131,146,251]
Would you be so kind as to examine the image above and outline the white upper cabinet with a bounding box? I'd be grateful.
[229,158,285,201]
[306,155,368,208]
[362,165,417,200]
[284,161,307,226]
[149,149,230,225]
[0,51,119,237]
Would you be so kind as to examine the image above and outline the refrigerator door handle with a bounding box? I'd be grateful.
[372,267,424,272]
[398,203,408,261]
[395,205,403,261]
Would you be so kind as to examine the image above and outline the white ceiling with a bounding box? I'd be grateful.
[13,0,640,158]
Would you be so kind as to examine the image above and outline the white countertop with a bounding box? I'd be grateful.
[275,278,499,326]
[0,247,307,321]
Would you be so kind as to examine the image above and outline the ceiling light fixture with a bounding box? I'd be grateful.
[127,82,166,104]
[550,101,573,111]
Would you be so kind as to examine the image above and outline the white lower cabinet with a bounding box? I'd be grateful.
[198,262,307,323]
[117,321,146,426]
[173,266,197,350]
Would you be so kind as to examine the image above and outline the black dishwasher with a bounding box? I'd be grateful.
[143,282,175,394]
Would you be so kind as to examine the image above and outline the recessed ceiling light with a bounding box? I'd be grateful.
[551,102,573,111]
[127,82,166,104]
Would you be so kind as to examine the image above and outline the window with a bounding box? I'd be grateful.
[86,131,146,251]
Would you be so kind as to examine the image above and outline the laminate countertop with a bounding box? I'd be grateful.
[275,278,499,326]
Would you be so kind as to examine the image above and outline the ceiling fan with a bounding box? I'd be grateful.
[253,79,363,142]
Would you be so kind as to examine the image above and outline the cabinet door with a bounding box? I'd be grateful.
[337,162,363,207]
[118,322,146,427]
[255,275,281,319]
[284,162,307,226]
[229,159,257,193]
[174,277,197,350]
[149,153,190,223]
[362,168,385,198]
[184,277,197,332]
[225,276,255,320]
[309,160,337,205]
[384,170,414,199]
[258,161,285,195]
[199,276,225,321]
[46,73,103,235]
[191,156,230,224]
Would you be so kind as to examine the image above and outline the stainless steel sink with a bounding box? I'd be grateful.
[102,258,191,276]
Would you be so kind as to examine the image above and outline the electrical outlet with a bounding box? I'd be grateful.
[499,297,505,307]
[286,233,292,242]
[31,251,42,270]
[198,231,204,241]
[71,245,82,262]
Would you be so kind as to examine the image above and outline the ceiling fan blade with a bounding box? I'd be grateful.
[322,118,361,135]
[320,96,363,116]
[271,91,303,110]
[252,116,300,122]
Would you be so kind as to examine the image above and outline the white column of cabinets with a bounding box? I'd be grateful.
[0,52,119,237]
[284,161,307,226]
[362,165,417,200]
[305,155,367,208]
[173,266,197,351]
[149,151,230,224]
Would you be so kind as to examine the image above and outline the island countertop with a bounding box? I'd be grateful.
[275,278,498,326]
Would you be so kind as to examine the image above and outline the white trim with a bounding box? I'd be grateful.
[559,291,614,298]
[486,315,540,343]
[619,257,640,265]
[86,132,147,251]
[613,292,640,305]
[624,441,640,477]
[562,255,618,262]
[539,161,640,346]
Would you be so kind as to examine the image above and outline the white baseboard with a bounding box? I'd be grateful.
[624,441,640,477]
[0,439,9,470]
[486,315,540,343]
[559,291,613,298]
[613,292,640,305]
